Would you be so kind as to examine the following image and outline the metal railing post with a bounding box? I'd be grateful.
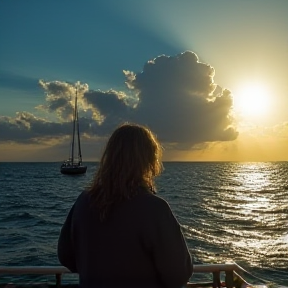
[56,273,62,288]
[225,270,234,288]
[212,271,221,288]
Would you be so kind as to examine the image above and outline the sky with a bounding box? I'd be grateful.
[1,0,288,162]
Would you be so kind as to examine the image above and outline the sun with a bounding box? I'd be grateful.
[234,83,270,117]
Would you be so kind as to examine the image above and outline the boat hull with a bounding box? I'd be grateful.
[60,165,87,175]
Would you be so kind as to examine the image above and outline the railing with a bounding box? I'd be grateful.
[189,263,249,288]
[0,263,251,288]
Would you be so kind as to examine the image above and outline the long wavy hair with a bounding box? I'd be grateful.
[87,123,163,219]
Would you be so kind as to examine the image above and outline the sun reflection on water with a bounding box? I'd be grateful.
[197,162,288,275]
[159,162,288,284]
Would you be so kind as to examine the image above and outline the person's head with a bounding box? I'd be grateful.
[88,123,163,217]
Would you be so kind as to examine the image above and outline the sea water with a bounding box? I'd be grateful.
[0,162,287,286]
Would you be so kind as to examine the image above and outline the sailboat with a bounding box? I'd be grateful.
[60,88,87,175]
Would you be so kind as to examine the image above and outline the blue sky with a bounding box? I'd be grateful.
[1,0,288,161]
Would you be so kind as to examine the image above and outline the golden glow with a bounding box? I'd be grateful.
[234,83,270,117]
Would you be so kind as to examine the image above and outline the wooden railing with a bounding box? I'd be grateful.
[0,263,251,288]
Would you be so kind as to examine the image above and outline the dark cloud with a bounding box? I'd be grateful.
[83,89,133,133]
[0,111,98,144]
[84,89,129,116]
[1,51,238,148]
[0,112,69,143]
[125,51,238,145]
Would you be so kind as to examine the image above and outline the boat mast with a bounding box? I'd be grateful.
[76,95,83,164]
[71,87,77,164]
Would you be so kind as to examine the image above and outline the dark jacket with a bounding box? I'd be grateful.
[58,187,193,288]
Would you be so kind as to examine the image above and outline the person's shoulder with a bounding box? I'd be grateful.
[74,190,91,208]
[137,187,171,210]
[136,187,179,226]
[71,190,94,218]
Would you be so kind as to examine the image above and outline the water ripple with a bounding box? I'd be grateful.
[0,162,287,286]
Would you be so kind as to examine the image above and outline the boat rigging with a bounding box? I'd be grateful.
[60,87,87,175]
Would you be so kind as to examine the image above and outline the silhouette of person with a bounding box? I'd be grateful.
[58,123,193,288]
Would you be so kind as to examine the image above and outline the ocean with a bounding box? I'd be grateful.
[0,162,287,286]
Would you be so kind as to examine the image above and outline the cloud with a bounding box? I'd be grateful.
[0,112,71,143]
[37,80,89,121]
[125,51,238,145]
[82,89,134,133]
[38,80,133,136]
[1,51,239,150]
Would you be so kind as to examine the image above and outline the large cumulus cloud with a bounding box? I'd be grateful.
[0,51,238,149]
[125,51,238,145]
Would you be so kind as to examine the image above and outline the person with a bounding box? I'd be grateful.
[58,123,193,288]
